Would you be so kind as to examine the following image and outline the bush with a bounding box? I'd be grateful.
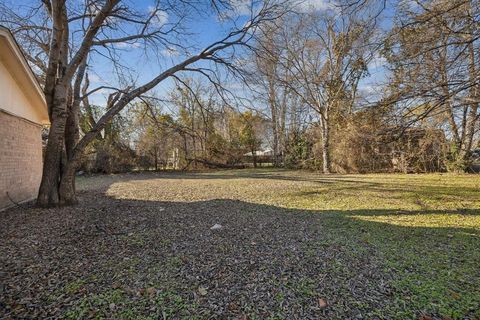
[80,143,136,174]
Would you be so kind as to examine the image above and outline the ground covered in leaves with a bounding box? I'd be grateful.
[1,169,479,319]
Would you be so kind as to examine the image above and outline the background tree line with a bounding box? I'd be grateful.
[74,0,479,174]
[1,0,479,205]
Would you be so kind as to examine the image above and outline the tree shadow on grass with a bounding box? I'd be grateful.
[77,169,382,188]
[1,189,479,319]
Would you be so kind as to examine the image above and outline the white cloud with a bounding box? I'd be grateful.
[369,53,387,69]
[299,0,337,12]
[114,42,141,49]
[231,0,251,16]
[148,6,169,27]
[216,0,252,21]
[359,84,376,94]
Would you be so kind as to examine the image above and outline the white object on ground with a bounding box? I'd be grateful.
[210,224,223,230]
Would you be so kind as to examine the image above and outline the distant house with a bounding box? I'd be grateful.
[0,26,49,210]
[243,149,274,157]
[243,148,274,166]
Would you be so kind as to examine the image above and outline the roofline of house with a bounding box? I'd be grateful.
[0,25,48,116]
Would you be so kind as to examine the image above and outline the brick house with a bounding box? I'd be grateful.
[0,26,49,210]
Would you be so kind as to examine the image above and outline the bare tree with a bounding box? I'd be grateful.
[1,0,289,206]
[252,20,293,166]
[385,0,480,170]
[275,9,378,173]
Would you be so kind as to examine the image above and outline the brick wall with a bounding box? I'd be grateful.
[0,110,43,210]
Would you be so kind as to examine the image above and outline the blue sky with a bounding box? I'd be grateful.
[84,0,254,105]
[9,0,395,108]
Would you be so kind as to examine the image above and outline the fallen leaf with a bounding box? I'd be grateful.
[449,290,461,300]
[146,287,157,297]
[198,286,208,296]
[318,298,328,309]
[227,302,239,311]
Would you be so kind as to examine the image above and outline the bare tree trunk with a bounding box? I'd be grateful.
[62,101,79,203]
[462,105,478,159]
[320,113,331,174]
[182,134,189,167]
[58,159,78,205]
[267,77,280,167]
[37,87,69,206]
[40,89,80,206]
[270,105,279,166]
[62,56,86,200]
[462,35,479,164]
[279,89,288,166]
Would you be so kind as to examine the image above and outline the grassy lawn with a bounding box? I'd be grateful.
[1,169,479,319]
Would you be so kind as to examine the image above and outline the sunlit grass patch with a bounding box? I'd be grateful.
[350,212,480,230]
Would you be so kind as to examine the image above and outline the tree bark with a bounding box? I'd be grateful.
[320,114,331,174]
[58,159,78,205]
[279,87,288,166]
[462,32,479,164]
[37,86,69,206]
[267,75,279,167]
